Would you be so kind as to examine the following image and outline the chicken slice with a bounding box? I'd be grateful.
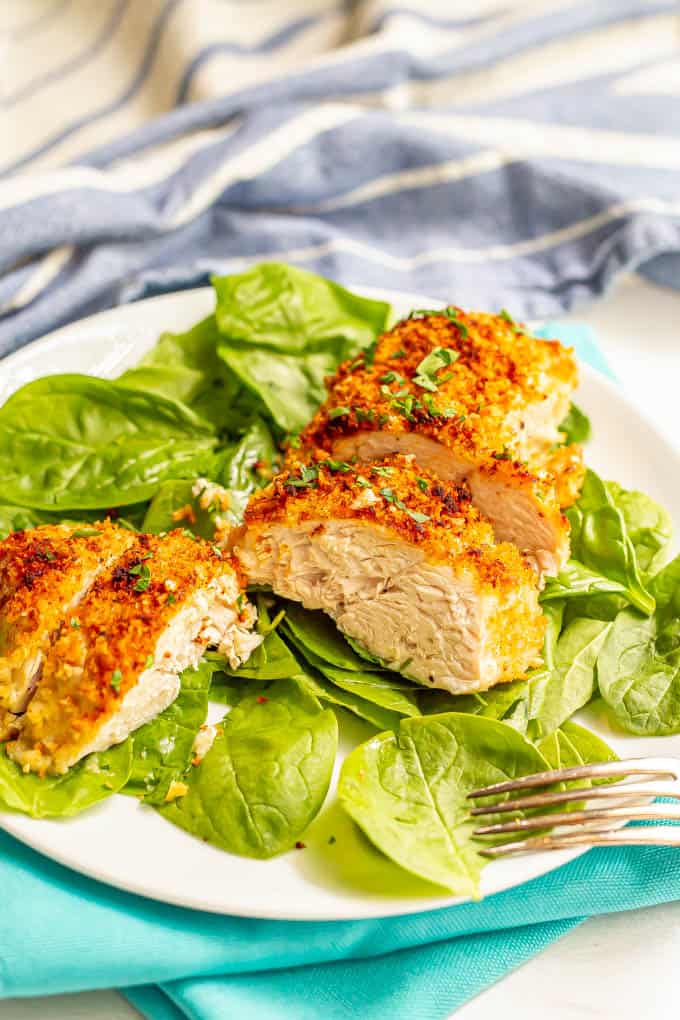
[8,531,261,775]
[0,522,136,738]
[236,455,545,696]
[299,309,582,575]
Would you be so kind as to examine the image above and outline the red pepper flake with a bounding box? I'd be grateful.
[295,841,306,850]
[257,696,268,704]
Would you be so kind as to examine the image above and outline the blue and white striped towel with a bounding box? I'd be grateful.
[1,0,680,359]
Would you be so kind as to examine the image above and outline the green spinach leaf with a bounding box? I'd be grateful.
[559,403,591,444]
[566,470,654,615]
[541,560,627,603]
[0,740,132,818]
[120,315,255,431]
[607,481,672,575]
[294,670,403,732]
[338,713,547,894]
[537,720,618,770]
[598,554,680,735]
[213,264,389,433]
[213,262,389,354]
[0,375,216,510]
[160,677,337,858]
[525,617,611,740]
[124,661,214,804]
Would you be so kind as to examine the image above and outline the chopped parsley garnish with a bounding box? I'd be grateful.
[236,593,246,612]
[379,487,430,523]
[69,617,80,629]
[416,477,429,492]
[378,413,389,427]
[130,562,152,592]
[43,549,56,561]
[413,346,459,392]
[370,465,393,477]
[110,669,122,691]
[286,464,319,490]
[390,348,407,359]
[72,528,102,538]
[166,593,177,605]
[379,370,405,385]
[354,407,375,423]
[492,447,513,461]
[364,340,378,368]
[328,406,351,420]
[145,654,154,669]
[356,476,371,488]
[325,460,352,473]
[211,543,223,558]
[500,308,522,334]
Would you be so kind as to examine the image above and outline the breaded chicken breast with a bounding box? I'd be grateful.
[0,522,136,739]
[236,454,545,695]
[299,309,583,574]
[8,531,261,775]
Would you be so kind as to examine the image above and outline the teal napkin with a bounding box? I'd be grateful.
[2,323,677,1020]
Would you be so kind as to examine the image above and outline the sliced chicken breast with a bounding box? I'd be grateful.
[8,531,261,775]
[299,309,582,575]
[236,455,545,696]
[0,522,136,739]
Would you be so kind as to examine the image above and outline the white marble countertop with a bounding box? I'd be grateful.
[2,273,679,1020]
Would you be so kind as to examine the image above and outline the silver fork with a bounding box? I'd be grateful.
[468,756,680,857]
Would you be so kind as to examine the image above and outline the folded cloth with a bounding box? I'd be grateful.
[0,321,676,1019]
[2,1,680,356]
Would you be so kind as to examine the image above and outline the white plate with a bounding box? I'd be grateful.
[1,286,679,921]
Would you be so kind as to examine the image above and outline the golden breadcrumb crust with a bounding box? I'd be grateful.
[299,310,581,509]
[0,522,137,739]
[0,522,133,652]
[11,530,242,775]
[244,452,539,595]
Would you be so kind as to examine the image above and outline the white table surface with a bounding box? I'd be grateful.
[2,273,679,1020]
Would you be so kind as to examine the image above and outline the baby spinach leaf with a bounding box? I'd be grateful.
[541,560,627,603]
[0,375,216,510]
[281,613,420,718]
[0,505,54,540]
[142,479,218,538]
[598,555,680,736]
[216,416,279,521]
[606,481,673,576]
[0,740,132,818]
[120,315,254,431]
[213,262,389,354]
[566,470,654,615]
[213,264,389,433]
[217,344,347,435]
[295,670,402,731]
[559,403,591,444]
[281,603,378,672]
[160,678,337,858]
[525,618,611,740]
[338,713,547,895]
[537,720,618,771]
[124,661,214,804]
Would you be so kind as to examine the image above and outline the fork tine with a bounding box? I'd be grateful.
[468,757,679,799]
[474,802,680,836]
[469,784,680,816]
[480,827,680,857]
